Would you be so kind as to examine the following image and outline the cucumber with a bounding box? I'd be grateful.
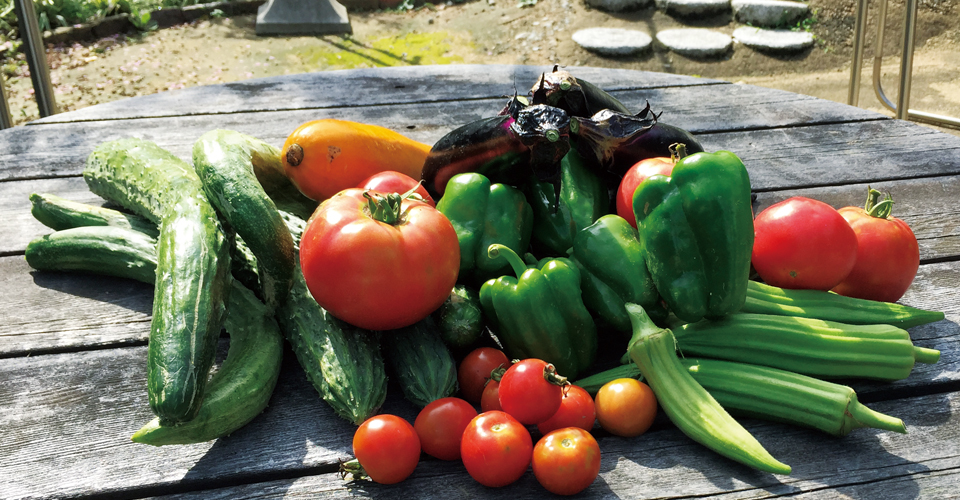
[193,130,296,310]
[84,138,232,425]
[30,192,159,238]
[25,226,158,284]
[278,259,388,425]
[433,284,486,352]
[239,131,317,220]
[23,226,283,444]
[383,316,458,408]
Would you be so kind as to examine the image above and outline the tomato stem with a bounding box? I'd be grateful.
[543,363,569,387]
[364,191,404,225]
[338,459,369,481]
[669,142,688,162]
[864,187,894,219]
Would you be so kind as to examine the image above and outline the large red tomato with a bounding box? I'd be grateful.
[300,188,460,330]
[752,197,858,291]
[532,427,601,496]
[616,156,675,228]
[831,191,920,302]
[460,411,533,487]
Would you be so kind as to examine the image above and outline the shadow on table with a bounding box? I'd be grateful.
[30,270,154,316]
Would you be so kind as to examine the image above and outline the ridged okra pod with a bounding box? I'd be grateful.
[674,313,941,381]
[625,303,792,475]
[742,280,944,329]
[680,358,905,437]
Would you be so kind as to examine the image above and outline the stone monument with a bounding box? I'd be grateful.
[256,0,352,36]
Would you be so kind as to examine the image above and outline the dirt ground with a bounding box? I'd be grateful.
[1,0,958,135]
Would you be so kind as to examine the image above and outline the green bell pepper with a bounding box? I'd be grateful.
[632,149,754,323]
[479,244,598,379]
[568,214,664,332]
[526,146,610,256]
[436,172,533,283]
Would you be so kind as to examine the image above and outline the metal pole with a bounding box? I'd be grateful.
[847,0,870,106]
[896,0,919,120]
[0,76,13,129]
[12,0,58,118]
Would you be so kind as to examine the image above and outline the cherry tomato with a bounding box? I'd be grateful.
[532,427,601,496]
[457,347,510,404]
[359,171,435,207]
[352,414,421,484]
[752,196,858,291]
[616,156,675,228]
[460,411,533,487]
[537,384,596,435]
[413,397,477,461]
[594,378,657,437]
[299,188,460,330]
[831,197,920,302]
[480,379,503,412]
[499,359,565,425]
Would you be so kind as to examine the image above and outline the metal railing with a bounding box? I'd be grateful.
[1,0,60,130]
[848,0,960,129]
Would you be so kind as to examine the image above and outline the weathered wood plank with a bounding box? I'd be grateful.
[699,119,960,192]
[30,65,723,123]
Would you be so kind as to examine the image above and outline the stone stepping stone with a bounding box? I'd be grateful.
[585,0,653,12]
[732,0,809,28]
[733,26,815,53]
[655,28,733,58]
[655,0,731,17]
[572,28,654,56]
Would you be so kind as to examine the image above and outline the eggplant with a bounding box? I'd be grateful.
[422,104,572,198]
[572,102,704,177]
[531,66,633,118]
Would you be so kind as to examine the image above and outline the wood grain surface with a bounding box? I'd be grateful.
[1,65,958,500]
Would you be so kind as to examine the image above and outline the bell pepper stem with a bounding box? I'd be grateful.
[488,244,528,278]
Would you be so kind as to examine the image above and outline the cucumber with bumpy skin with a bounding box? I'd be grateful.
[84,138,232,425]
[193,130,296,310]
[30,192,159,237]
[25,226,158,284]
[383,316,458,408]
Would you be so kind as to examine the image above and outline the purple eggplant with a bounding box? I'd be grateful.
[572,102,704,177]
[531,66,633,118]
[421,104,572,198]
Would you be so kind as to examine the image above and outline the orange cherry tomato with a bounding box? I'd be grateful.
[594,378,657,437]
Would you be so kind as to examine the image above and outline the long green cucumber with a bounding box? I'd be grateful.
[23,226,283,444]
[29,192,159,238]
[625,304,792,475]
[25,226,158,284]
[674,313,941,381]
[680,358,905,437]
[383,316,459,408]
[84,138,232,424]
[742,280,944,329]
[278,259,388,425]
[193,130,296,310]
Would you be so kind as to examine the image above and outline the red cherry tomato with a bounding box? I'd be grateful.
[752,196,858,291]
[532,427,602,496]
[498,359,565,425]
[413,397,477,461]
[299,188,460,330]
[831,194,920,302]
[359,170,435,206]
[480,379,503,412]
[352,414,421,484]
[537,384,596,435]
[594,378,657,437]
[457,347,510,404]
[460,411,533,487]
[616,156,675,228]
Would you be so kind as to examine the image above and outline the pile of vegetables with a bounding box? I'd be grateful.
[24,67,946,495]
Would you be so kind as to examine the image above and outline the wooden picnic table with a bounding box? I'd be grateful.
[2,64,959,499]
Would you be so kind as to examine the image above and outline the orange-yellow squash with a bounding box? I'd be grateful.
[280,119,432,201]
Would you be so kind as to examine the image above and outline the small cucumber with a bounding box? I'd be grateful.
[383,316,458,408]
[84,138,232,424]
[193,130,297,310]
[25,226,158,284]
[433,284,485,352]
[29,192,159,238]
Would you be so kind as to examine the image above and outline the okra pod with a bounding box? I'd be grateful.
[743,280,944,329]
[626,303,792,475]
[674,313,941,381]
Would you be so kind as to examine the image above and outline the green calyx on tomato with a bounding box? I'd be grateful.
[863,187,894,219]
[363,183,428,225]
